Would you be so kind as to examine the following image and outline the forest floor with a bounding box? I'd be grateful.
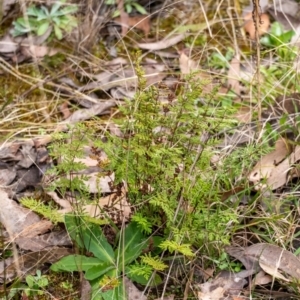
[1,0,300,299]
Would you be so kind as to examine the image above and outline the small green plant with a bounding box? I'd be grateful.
[24,270,49,297]
[208,47,234,69]
[105,0,147,17]
[214,252,242,272]
[51,215,166,300]
[12,0,78,40]
[7,270,49,298]
[260,22,296,61]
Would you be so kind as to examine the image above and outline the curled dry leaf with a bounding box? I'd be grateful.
[21,45,58,58]
[243,12,270,40]
[226,243,300,281]
[80,60,165,95]
[114,15,151,36]
[252,270,273,286]
[137,33,187,50]
[0,189,41,237]
[197,270,247,300]
[64,101,116,124]
[248,137,293,190]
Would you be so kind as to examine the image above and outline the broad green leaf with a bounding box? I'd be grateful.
[115,222,147,267]
[101,282,125,300]
[260,36,272,47]
[65,215,115,264]
[51,5,78,17]
[83,224,115,264]
[50,1,62,15]
[90,279,105,300]
[26,275,35,287]
[37,22,50,36]
[271,22,283,36]
[54,25,63,40]
[85,262,115,281]
[131,3,148,15]
[64,214,85,248]
[13,21,31,34]
[280,30,295,44]
[51,255,102,272]
[36,6,49,20]
[27,6,40,17]
[52,16,61,25]
[125,3,132,14]
[11,29,23,37]
[14,18,30,28]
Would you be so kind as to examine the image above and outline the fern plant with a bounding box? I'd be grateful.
[93,55,238,251]
[42,56,239,299]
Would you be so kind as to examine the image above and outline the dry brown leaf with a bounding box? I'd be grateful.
[197,287,225,300]
[124,277,146,300]
[262,145,300,190]
[137,33,187,50]
[197,270,247,300]
[244,12,270,39]
[234,106,252,123]
[83,186,131,221]
[248,137,293,189]
[0,189,41,237]
[10,220,53,240]
[75,171,115,194]
[227,55,241,96]
[274,93,300,115]
[64,101,116,124]
[0,168,16,186]
[226,243,300,281]
[115,15,151,36]
[59,101,72,119]
[15,230,71,251]
[179,51,200,74]
[80,60,165,95]
[252,270,272,285]
[21,45,58,58]
[259,262,289,281]
[0,248,72,282]
[0,34,18,53]
[46,191,73,214]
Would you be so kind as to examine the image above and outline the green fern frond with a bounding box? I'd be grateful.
[20,197,63,224]
[160,240,195,257]
[131,213,152,234]
[141,254,167,271]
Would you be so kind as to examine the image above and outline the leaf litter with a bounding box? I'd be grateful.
[2,0,300,298]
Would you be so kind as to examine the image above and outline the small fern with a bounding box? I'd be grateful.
[20,197,63,224]
[160,240,195,257]
[131,212,152,234]
[141,254,167,271]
